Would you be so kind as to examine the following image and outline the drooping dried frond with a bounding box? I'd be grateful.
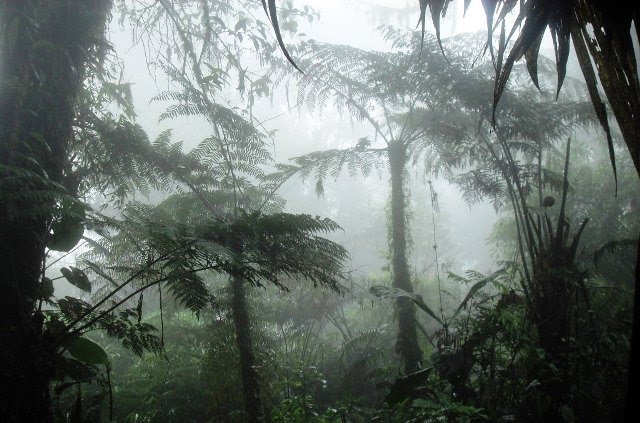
[264,0,638,181]
[414,1,639,181]
[119,0,318,111]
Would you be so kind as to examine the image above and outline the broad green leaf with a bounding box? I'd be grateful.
[67,336,110,366]
[370,285,443,325]
[59,357,96,382]
[84,260,116,285]
[60,266,91,293]
[451,268,509,319]
[412,294,444,326]
[48,220,84,252]
[452,275,492,318]
[44,315,66,338]
[39,277,54,299]
[235,18,247,32]
[48,199,85,252]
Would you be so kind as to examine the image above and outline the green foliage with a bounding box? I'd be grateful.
[110,312,211,423]
[48,199,86,252]
[0,165,67,222]
[423,266,631,422]
[202,319,246,420]
[448,268,511,319]
[271,393,351,423]
[71,114,175,203]
[270,280,397,412]
[118,0,318,113]
[370,285,443,325]
[378,396,488,423]
[50,295,163,359]
[100,311,163,357]
[39,277,55,300]
[67,337,110,366]
[266,0,639,180]
[60,267,92,294]
[59,6,351,421]
[270,364,336,421]
[85,200,348,302]
[282,144,386,197]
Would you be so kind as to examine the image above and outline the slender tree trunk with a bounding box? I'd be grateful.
[230,273,265,422]
[0,1,111,420]
[388,141,422,374]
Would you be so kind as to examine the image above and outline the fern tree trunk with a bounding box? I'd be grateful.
[230,270,265,422]
[388,140,422,374]
[0,1,111,420]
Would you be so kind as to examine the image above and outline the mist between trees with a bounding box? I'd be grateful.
[0,1,637,422]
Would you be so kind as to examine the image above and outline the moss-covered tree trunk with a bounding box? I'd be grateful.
[0,1,111,420]
[230,271,265,422]
[388,140,422,374]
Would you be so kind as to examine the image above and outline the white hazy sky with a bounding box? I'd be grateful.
[296,0,488,50]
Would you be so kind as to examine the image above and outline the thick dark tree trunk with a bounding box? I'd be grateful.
[230,273,265,422]
[388,141,422,374]
[531,254,582,422]
[573,17,640,417]
[0,1,111,420]
[625,236,640,423]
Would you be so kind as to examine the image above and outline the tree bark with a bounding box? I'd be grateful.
[0,1,111,420]
[388,141,422,374]
[531,254,581,421]
[231,273,265,422]
[625,235,640,423]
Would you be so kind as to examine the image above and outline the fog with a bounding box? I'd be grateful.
[13,1,636,421]
[104,0,499,279]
